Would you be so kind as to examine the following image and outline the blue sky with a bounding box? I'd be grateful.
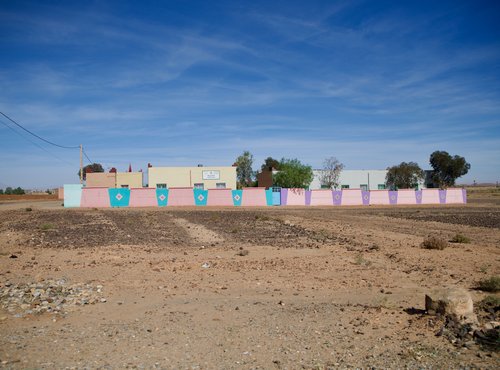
[1,0,499,188]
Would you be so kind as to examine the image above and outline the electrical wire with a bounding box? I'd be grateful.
[0,111,80,149]
[0,111,101,167]
[0,118,75,166]
[82,147,93,164]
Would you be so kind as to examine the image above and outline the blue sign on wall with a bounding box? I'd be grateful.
[194,189,208,206]
[108,188,130,207]
[232,190,243,206]
[156,189,169,206]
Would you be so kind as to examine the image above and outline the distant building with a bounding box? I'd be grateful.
[256,167,278,188]
[148,166,237,190]
[85,172,143,188]
[310,169,389,190]
[311,169,427,190]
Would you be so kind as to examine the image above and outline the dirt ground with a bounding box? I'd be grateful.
[0,194,499,368]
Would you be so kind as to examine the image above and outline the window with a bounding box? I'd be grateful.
[156,183,167,189]
[216,182,226,189]
[121,185,129,188]
[341,185,350,189]
[360,184,368,191]
[378,184,386,190]
[194,183,204,190]
[320,185,330,189]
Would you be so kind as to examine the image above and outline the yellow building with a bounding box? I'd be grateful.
[85,172,143,188]
[148,166,236,189]
[86,172,116,187]
[116,172,143,188]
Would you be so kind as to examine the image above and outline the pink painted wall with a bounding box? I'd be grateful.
[310,190,333,206]
[80,187,110,208]
[421,189,440,204]
[207,189,233,206]
[168,188,195,206]
[446,188,463,204]
[340,189,363,205]
[369,190,390,205]
[397,190,417,205]
[286,188,306,205]
[129,188,157,207]
[241,188,267,206]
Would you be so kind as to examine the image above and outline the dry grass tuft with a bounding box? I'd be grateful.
[450,234,471,243]
[422,236,448,250]
[476,276,500,293]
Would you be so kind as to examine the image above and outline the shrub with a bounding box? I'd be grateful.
[25,207,32,212]
[422,236,448,250]
[479,295,500,308]
[476,276,500,292]
[40,223,54,231]
[450,234,471,243]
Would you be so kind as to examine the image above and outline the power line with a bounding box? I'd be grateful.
[0,111,80,149]
[82,147,93,164]
[0,118,75,166]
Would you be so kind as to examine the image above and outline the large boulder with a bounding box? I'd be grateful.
[425,287,478,324]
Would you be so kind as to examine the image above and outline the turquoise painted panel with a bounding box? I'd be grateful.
[108,188,130,207]
[64,184,82,208]
[272,191,281,206]
[232,190,243,206]
[156,189,169,206]
[194,189,208,206]
[265,189,273,206]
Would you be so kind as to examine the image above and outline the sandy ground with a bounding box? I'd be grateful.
[0,196,499,369]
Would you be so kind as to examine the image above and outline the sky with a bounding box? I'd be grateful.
[1,0,499,188]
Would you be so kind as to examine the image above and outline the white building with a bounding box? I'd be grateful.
[310,169,427,190]
[310,169,388,190]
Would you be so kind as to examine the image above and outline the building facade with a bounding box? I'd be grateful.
[148,166,237,190]
[116,172,143,188]
[85,172,143,188]
[310,169,426,190]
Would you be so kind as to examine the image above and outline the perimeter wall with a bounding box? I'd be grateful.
[64,186,466,208]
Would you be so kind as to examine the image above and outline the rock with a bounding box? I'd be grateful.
[425,287,478,324]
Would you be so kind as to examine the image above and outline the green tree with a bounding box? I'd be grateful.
[385,162,425,190]
[261,157,281,171]
[0,189,3,194]
[319,157,344,189]
[78,163,104,181]
[273,158,313,189]
[4,187,13,195]
[429,151,470,188]
[234,151,254,189]
[12,187,25,195]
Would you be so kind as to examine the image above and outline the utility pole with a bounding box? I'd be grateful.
[80,144,83,185]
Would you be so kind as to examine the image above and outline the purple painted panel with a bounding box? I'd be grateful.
[389,191,398,205]
[439,189,447,204]
[415,190,423,204]
[332,190,342,206]
[362,191,370,205]
[281,188,288,206]
[305,190,312,206]
[462,188,467,204]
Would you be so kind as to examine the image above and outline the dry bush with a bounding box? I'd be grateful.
[450,234,471,243]
[476,276,500,292]
[422,236,448,250]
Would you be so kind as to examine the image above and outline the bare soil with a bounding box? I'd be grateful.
[0,200,499,368]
